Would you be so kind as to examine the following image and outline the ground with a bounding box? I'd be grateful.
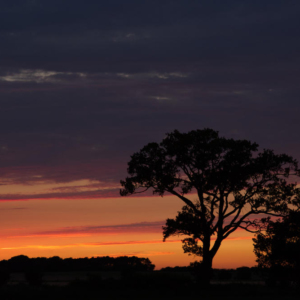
[0,272,299,300]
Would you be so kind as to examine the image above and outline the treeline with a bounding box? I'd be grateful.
[0,255,155,272]
[160,266,261,281]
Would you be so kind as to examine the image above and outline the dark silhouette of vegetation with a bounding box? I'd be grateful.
[24,270,44,286]
[0,255,154,273]
[160,266,192,272]
[215,269,233,281]
[159,266,262,282]
[120,128,300,285]
[0,272,298,300]
[0,257,297,300]
[0,269,10,286]
[235,267,252,281]
[253,210,300,287]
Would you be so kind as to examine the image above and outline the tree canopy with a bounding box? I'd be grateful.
[120,129,300,284]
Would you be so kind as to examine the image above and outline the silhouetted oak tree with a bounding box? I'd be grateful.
[120,129,299,285]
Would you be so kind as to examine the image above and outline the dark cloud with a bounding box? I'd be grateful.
[0,190,119,202]
[0,1,300,193]
[1,0,300,69]
[29,217,258,238]
[2,220,165,238]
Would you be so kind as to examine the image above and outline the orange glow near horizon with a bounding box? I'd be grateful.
[0,195,258,270]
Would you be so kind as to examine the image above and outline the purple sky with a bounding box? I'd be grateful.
[0,0,300,198]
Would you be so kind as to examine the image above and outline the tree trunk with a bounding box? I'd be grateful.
[196,254,213,287]
[195,236,222,287]
[195,233,213,287]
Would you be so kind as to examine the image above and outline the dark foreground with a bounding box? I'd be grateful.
[0,275,299,300]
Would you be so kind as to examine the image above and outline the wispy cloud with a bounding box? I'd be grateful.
[0,69,188,87]
[0,69,86,83]
[0,177,121,201]
[116,71,189,80]
[8,221,165,238]
[0,189,120,201]
[3,215,263,239]
[151,96,172,101]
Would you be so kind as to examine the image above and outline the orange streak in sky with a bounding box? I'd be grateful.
[8,233,94,238]
[1,239,181,250]
[1,236,253,250]
[101,251,175,258]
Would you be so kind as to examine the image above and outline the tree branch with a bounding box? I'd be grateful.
[167,189,201,216]
[223,207,250,238]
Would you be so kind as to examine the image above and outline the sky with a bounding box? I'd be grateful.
[1,0,300,269]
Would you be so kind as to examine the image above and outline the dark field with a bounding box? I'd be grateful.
[0,271,299,300]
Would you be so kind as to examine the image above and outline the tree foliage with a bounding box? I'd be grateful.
[163,203,204,257]
[120,129,299,283]
[253,210,300,285]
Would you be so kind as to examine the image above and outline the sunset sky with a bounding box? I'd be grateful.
[1,0,300,270]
